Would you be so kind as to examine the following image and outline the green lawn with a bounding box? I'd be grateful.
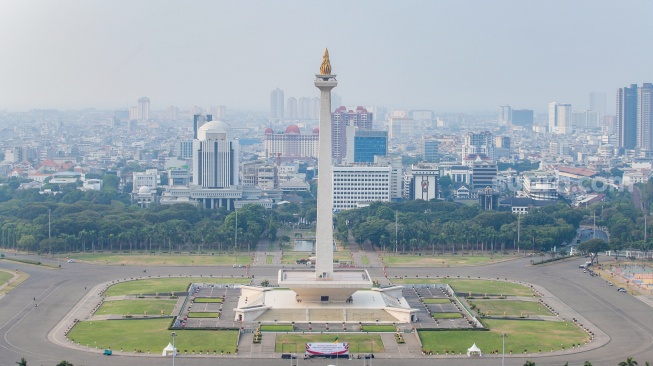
[470,300,552,317]
[187,312,219,318]
[361,325,396,332]
[392,279,535,297]
[276,334,384,353]
[70,253,252,266]
[382,254,515,267]
[281,253,312,264]
[361,256,369,265]
[68,318,238,353]
[266,255,273,264]
[96,299,177,316]
[432,313,463,319]
[0,270,13,284]
[105,277,250,297]
[419,319,589,354]
[260,325,294,332]
[423,298,451,304]
[193,298,223,303]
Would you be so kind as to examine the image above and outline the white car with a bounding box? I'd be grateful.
[67,259,75,263]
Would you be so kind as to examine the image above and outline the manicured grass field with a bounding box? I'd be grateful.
[391,279,535,297]
[419,319,589,354]
[96,299,177,316]
[361,325,396,332]
[0,270,13,284]
[266,255,273,264]
[193,298,223,303]
[260,325,294,332]
[275,334,384,353]
[423,298,451,304]
[470,300,552,317]
[68,318,238,353]
[432,312,463,319]
[383,254,515,267]
[361,255,369,265]
[105,277,250,297]
[0,269,27,296]
[187,312,219,318]
[281,253,312,264]
[71,253,252,266]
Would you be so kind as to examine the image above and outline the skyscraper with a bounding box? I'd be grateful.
[137,97,150,120]
[331,106,373,163]
[193,114,212,139]
[462,131,494,160]
[548,102,572,134]
[499,105,512,125]
[286,97,297,120]
[617,84,638,149]
[192,121,239,189]
[270,88,284,121]
[589,92,607,118]
[512,109,534,127]
[638,83,653,152]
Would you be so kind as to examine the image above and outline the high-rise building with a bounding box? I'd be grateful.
[193,114,213,139]
[512,109,534,127]
[298,97,310,119]
[572,110,600,129]
[177,140,193,159]
[263,125,319,160]
[331,106,373,163]
[422,137,439,162]
[345,128,387,163]
[638,83,653,152]
[548,102,572,134]
[137,97,150,121]
[590,92,607,118]
[471,159,498,191]
[522,171,558,201]
[310,97,320,120]
[499,105,512,125]
[617,84,639,149]
[270,88,284,121]
[462,131,494,160]
[332,165,391,210]
[404,163,439,201]
[192,121,240,188]
[286,97,297,120]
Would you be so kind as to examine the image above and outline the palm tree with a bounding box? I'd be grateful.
[619,357,638,366]
[523,361,536,366]
[15,358,27,366]
[584,362,593,366]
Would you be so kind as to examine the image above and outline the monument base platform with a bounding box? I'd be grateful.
[233,283,418,324]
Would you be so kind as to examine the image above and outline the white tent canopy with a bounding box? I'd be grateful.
[467,343,482,357]
[162,342,177,356]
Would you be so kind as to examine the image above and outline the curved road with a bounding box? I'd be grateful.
[1,255,652,366]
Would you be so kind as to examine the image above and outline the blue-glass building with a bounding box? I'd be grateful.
[351,130,388,163]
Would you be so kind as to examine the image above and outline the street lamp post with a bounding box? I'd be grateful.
[501,332,506,366]
[171,332,177,366]
[48,209,51,255]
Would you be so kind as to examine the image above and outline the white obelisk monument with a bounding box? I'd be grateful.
[313,48,337,279]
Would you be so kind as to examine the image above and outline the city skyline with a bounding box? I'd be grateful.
[1,1,652,113]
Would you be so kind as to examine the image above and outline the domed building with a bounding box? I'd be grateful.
[263,124,319,160]
[193,120,239,190]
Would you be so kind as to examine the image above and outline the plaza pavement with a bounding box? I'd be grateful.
[1,251,653,366]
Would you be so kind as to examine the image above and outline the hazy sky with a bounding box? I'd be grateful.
[1,1,652,113]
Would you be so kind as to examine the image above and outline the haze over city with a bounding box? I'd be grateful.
[1,0,652,113]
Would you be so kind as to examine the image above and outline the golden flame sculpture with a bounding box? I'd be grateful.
[320,48,331,75]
